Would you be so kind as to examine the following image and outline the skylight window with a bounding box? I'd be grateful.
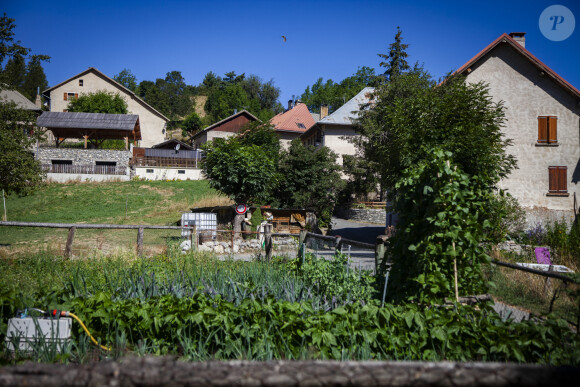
[296,123,306,129]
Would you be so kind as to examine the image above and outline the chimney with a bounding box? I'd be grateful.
[320,104,329,120]
[288,99,293,110]
[35,86,42,109]
[509,32,526,48]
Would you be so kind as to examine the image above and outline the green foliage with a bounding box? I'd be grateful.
[0,14,49,102]
[299,253,375,304]
[0,97,45,196]
[202,136,277,204]
[484,191,526,243]
[301,66,378,113]
[250,207,264,231]
[201,71,283,124]
[238,122,280,160]
[386,149,491,304]
[67,90,128,114]
[378,26,410,81]
[113,68,138,92]
[356,69,516,202]
[181,111,203,138]
[276,140,343,227]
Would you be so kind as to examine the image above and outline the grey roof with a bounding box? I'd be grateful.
[0,88,41,111]
[151,138,194,150]
[318,87,375,125]
[37,111,139,130]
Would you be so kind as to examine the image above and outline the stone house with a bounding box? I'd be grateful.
[191,110,260,149]
[42,67,169,147]
[456,32,580,225]
[300,87,375,166]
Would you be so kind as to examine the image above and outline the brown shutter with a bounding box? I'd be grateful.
[538,117,548,143]
[549,167,558,192]
[74,93,78,99]
[548,116,558,144]
[64,92,67,101]
[557,167,567,193]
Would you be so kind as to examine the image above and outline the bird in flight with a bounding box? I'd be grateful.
[281,35,287,42]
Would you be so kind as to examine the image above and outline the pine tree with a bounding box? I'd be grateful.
[22,54,49,100]
[378,26,410,81]
[2,54,26,90]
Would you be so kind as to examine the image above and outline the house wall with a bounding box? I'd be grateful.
[465,43,580,225]
[321,124,359,166]
[46,173,130,182]
[278,132,301,149]
[134,167,204,181]
[47,72,167,147]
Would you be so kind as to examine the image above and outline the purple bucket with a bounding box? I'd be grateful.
[535,247,552,265]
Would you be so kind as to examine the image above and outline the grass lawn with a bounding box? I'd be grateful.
[0,180,231,255]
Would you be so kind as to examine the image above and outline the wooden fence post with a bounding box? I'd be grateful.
[265,224,272,262]
[64,226,76,258]
[137,227,144,257]
[375,235,388,273]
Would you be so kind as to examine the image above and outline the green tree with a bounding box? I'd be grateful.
[238,122,280,161]
[114,68,138,92]
[276,140,343,228]
[22,54,49,100]
[2,53,25,90]
[0,13,29,70]
[202,134,277,235]
[378,26,410,81]
[181,111,203,138]
[0,97,45,196]
[67,90,128,114]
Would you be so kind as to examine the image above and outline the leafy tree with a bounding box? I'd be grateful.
[385,149,492,303]
[21,54,49,100]
[181,111,203,138]
[67,90,128,114]
[276,140,343,228]
[238,122,280,161]
[114,68,138,92]
[0,97,45,196]
[2,53,25,90]
[137,80,169,114]
[202,134,277,235]
[378,26,410,81]
[0,13,29,69]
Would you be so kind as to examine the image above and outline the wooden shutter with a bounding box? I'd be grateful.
[63,92,68,101]
[548,116,557,144]
[549,166,567,193]
[74,93,78,99]
[538,117,548,143]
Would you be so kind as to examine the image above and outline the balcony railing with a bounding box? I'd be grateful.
[131,156,201,168]
[42,164,128,175]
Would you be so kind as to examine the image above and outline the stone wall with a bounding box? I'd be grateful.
[36,148,132,167]
[335,207,386,225]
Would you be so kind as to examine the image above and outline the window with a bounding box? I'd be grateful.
[63,92,78,101]
[146,169,154,174]
[79,79,83,86]
[538,116,557,144]
[296,123,306,129]
[51,160,72,165]
[178,170,186,174]
[548,166,567,195]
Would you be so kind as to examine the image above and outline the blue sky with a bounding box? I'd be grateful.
[4,0,579,105]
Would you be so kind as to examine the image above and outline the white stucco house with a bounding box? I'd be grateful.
[300,87,375,166]
[42,67,169,148]
[456,32,580,225]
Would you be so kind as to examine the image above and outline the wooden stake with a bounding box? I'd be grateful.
[64,226,76,258]
[137,227,144,257]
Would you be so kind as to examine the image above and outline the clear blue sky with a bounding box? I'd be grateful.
[4,0,579,105]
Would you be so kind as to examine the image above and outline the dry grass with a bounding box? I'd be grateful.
[190,193,234,209]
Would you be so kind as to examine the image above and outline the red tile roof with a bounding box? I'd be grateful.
[270,103,315,133]
[454,33,580,98]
